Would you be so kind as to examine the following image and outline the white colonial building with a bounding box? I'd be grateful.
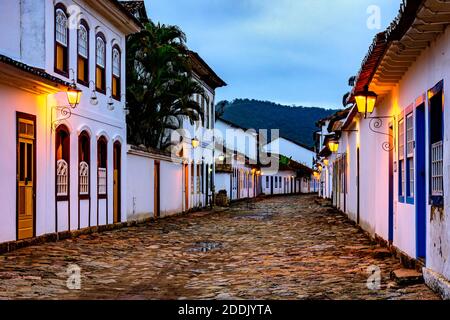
[318,0,450,299]
[0,0,141,243]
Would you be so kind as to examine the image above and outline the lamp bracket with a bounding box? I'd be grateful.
[367,116,396,152]
[51,105,73,131]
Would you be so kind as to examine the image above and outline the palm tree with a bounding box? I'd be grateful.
[126,20,205,149]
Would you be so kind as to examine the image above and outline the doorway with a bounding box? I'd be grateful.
[113,141,121,223]
[357,147,360,224]
[154,161,161,218]
[416,103,426,259]
[388,125,394,242]
[270,176,274,195]
[17,114,36,240]
[184,164,189,210]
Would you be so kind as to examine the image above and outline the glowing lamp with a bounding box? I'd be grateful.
[313,171,320,179]
[218,154,225,162]
[323,159,329,166]
[67,84,82,108]
[251,168,256,174]
[355,85,377,117]
[328,140,339,153]
[191,137,200,149]
[256,170,261,175]
[317,164,323,172]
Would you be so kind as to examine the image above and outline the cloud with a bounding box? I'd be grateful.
[145,0,400,108]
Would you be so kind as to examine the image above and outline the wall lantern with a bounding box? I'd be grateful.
[313,171,320,179]
[251,168,257,174]
[355,85,377,118]
[52,80,82,130]
[323,159,329,166]
[192,137,200,149]
[256,170,261,175]
[328,140,339,153]
[67,83,82,108]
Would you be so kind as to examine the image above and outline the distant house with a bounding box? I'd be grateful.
[214,117,316,202]
[263,136,315,169]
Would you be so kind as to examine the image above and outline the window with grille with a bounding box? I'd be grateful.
[56,126,70,200]
[398,118,405,200]
[97,138,107,197]
[98,168,107,195]
[79,132,90,196]
[406,113,414,199]
[79,162,89,195]
[431,141,443,196]
[57,159,68,197]
[429,82,444,206]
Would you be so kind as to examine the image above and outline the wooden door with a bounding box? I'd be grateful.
[154,161,160,218]
[113,142,121,223]
[17,116,35,240]
[184,164,189,210]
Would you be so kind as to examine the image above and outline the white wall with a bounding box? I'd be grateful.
[264,137,315,168]
[127,153,153,220]
[160,161,183,217]
[215,120,258,161]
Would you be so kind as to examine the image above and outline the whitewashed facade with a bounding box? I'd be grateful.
[0,0,141,243]
[318,0,450,298]
[264,137,316,168]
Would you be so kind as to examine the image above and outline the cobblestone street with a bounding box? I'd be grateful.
[0,195,439,300]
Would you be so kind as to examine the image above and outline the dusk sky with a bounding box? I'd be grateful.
[144,0,400,109]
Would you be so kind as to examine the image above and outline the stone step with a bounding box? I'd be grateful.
[391,268,424,286]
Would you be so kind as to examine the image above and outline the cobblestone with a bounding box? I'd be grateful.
[0,195,440,300]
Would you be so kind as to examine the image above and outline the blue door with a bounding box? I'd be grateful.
[416,103,426,259]
[389,125,394,242]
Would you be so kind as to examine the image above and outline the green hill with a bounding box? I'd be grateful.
[216,99,338,148]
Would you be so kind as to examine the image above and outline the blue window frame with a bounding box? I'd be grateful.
[428,80,444,207]
[398,118,405,203]
[405,113,415,205]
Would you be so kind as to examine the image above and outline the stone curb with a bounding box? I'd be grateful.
[423,268,450,300]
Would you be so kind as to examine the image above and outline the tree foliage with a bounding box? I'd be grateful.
[126,21,205,149]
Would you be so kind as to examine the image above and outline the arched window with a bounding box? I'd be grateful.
[112,45,121,100]
[79,131,90,197]
[97,137,107,198]
[77,21,89,85]
[96,33,106,93]
[55,125,70,200]
[55,5,69,75]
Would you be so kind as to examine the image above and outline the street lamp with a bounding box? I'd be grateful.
[67,82,82,108]
[192,137,200,149]
[355,85,377,118]
[328,139,339,153]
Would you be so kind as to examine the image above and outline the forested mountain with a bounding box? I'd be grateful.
[216,99,338,148]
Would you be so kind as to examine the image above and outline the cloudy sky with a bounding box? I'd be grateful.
[144,0,400,109]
